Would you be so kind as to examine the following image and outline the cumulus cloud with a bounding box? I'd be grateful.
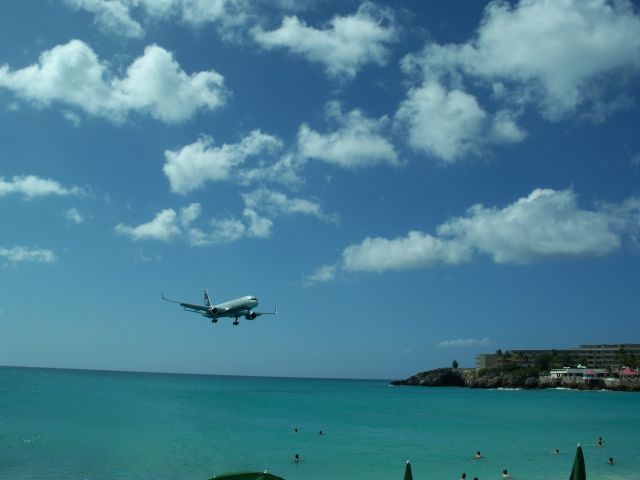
[115,208,183,242]
[342,231,471,273]
[395,80,504,163]
[0,175,84,199]
[239,153,305,187]
[65,0,146,38]
[437,338,492,348]
[65,208,84,224]
[242,188,338,223]
[309,188,640,282]
[0,246,56,263]
[115,189,333,247]
[163,130,282,195]
[303,263,338,287]
[243,208,274,238]
[253,2,397,80]
[403,0,640,121]
[437,188,623,264]
[0,40,227,123]
[298,102,399,168]
[64,0,265,40]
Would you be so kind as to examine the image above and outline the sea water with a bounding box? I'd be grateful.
[1,367,638,480]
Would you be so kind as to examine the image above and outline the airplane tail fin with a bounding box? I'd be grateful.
[204,289,212,307]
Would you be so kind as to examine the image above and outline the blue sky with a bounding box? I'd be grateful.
[1,0,639,379]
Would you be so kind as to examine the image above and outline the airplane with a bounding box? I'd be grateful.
[162,289,276,325]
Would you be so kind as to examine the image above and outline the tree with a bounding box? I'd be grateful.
[452,359,459,369]
[534,353,553,373]
[618,346,626,368]
[623,353,638,369]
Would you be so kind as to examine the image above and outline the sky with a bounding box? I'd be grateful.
[1,0,639,380]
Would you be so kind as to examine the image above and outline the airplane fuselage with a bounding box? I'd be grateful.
[162,290,275,325]
[206,296,259,319]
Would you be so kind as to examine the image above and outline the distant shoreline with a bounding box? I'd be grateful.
[391,367,640,392]
[0,365,388,382]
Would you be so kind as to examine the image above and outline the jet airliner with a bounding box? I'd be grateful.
[162,289,276,325]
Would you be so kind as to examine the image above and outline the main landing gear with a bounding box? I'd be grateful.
[233,317,240,326]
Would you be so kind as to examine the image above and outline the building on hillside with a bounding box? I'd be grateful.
[475,344,640,370]
[549,367,608,379]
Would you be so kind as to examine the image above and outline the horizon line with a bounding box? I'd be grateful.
[0,363,395,382]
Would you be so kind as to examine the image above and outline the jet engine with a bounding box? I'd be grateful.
[245,312,257,320]
[209,307,218,315]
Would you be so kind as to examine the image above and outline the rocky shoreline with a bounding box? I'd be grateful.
[390,368,640,392]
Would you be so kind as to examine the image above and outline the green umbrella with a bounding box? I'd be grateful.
[404,460,413,480]
[210,471,285,480]
[569,444,586,480]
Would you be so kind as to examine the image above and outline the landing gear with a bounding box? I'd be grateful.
[211,318,218,323]
[233,317,239,326]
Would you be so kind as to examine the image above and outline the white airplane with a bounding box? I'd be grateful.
[162,289,276,325]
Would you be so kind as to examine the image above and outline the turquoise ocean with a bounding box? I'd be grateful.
[1,367,638,480]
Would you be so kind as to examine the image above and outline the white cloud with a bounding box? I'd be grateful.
[404,0,640,120]
[184,207,276,245]
[115,208,182,242]
[437,338,492,348]
[0,40,227,123]
[395,80,491,163]
[252,2,397,80]
[163,130,282,195]
[298,102,399,168]
[0,246,56,263]
[179,203,202,227]
[134,249,163,263]
[490,110,528,144]
[188,217,247,246]
[116,203,250,246]
[310,188,636,281]
[65,0,146,38]
[116,188,336,247]
[243,208,273,238]
[303,263,338,287]
[65,0,254,40]
[0,175,83,199]
[438,188,621,264]
[242,188,337,223]
[239,153,305,187]
[65,208,84,224]
[342,231,471,273]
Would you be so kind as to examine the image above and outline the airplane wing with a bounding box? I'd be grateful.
[162,293,210,313]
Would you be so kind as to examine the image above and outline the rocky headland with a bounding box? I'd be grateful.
[390,368,640,392]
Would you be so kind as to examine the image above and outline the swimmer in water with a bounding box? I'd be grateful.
[461,473,467,480]
[502,469,511,478]
[597,437,603,447]
[475,451,482,459]
[293,453,300,463]
[553,448,560,455]
[608,457,614,465]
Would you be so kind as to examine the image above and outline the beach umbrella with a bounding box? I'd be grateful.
[404,460,413,480]
[569,444,586,480]
[210,471,285,480]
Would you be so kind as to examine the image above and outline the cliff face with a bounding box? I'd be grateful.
[390,368,640,391]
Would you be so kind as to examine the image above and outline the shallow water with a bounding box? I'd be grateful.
[1,367,637,479]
